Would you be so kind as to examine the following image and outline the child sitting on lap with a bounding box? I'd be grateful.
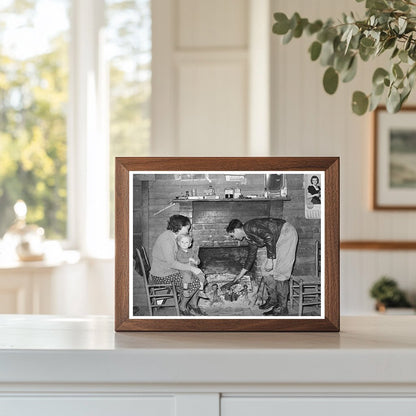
[176,234,208,299]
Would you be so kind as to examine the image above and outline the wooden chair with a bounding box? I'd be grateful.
[135,245,180,316]
[289,240,321,316]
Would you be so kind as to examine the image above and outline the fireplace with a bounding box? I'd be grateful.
[198,246,251,276]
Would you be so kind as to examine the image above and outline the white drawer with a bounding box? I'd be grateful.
[0,396,175,416]
[221,397,416,416]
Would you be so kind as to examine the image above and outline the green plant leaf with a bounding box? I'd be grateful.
[366,0,388,10]
[372,67,389,86]
[399,49,408,63]
[391,47,399,59]
[342,56,358,82]
[374,82,385,96]
[383,37,396,50]
[307,20,323,35]
[323,67,339,94]
[398,16,407,34]
[369,92,383,111]
[273,13,290,34]
[334,52,351,72]
[405,33,413,50]
[387,87,401,112]
[282,29,293,44]
[393,63,404,79]
[352,91,369,115]
[320,40,335,66]
[360,37,375,48]
[309,41,322,61]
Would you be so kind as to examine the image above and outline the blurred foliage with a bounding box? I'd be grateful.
[107,0,151,237]
[369,276,411,307]
[0,0,151,239]
[273,0,416,115]
[0,2,69,238]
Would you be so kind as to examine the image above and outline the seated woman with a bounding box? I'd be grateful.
[149,214,204,316]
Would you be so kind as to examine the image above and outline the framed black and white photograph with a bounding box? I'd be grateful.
[374,106,416,210]
[115,157,339,331]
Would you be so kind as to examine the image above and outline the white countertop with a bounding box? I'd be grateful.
[0,315,415,387]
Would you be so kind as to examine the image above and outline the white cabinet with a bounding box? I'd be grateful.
[1,316,416,415]
[1,397,175,416]
[222,398,416,416]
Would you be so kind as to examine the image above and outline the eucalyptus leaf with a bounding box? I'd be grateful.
[309,41,322,61]
[386,87,401,112]
[366,0,388,10]
[323,67,339,94]
[398,17,407,34]
[372,68,389,85]
[399,49,408,63]
[391,47,399,59]
[273,13,290,35]
[369,92,383,111]
[352,91,369,115]
[405,34,413,51]
[334,52,352,72]
[282,29,294,44]
[342,56,358,82]
[360,37,375,48]
[374,82,385,96]
[383,37,396,50]
[293,18,308,38]
[393,63,404,79]
[307,20,323,35]
[320,40,335,66]
[272,3,416,115]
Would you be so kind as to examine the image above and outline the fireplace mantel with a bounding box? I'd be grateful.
[171,197,291,204]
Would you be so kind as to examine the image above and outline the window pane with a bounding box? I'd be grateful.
[0,0,70,239]
[106,0,151,237]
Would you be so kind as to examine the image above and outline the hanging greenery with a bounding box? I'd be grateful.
[272,0,416,115]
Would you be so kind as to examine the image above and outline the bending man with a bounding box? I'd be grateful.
[225,218,298,316]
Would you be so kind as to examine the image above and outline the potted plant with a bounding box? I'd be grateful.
[369,276,413,313]
[272,0,416,115]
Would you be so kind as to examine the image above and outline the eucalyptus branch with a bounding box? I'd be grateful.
[272,0,416,115]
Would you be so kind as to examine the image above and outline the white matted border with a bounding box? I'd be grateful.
[376,109,416,207]
[129,171,325,319]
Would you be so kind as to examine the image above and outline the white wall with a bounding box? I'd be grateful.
[271,0,416,313]
[49,0,416,316]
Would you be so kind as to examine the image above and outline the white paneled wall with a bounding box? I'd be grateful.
[150,0,416,314]
[271,0,416,313]
[152,0,250,156]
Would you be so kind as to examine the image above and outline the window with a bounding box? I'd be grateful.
[0,0,151,253]
[106,0,151,237]
[0,0,70,239]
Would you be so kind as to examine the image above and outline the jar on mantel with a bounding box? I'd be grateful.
[3,200,45,261]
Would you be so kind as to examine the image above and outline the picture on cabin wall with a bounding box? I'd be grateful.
[115,157,340,332]
[305,173,321,219]
[374,107,416,209]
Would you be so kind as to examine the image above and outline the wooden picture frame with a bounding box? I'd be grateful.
[373,106,416,210]
[115,157,339,332]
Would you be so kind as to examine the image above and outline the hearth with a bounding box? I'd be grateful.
[198,246,253,276]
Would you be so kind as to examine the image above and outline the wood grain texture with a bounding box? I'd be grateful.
[341,241,416,250]
[114,157,340,332]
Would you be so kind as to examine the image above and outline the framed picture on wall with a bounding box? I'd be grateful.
[115,157,339,332]
[373,106,416,209]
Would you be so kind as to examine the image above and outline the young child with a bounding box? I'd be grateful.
[176,234,208,299]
